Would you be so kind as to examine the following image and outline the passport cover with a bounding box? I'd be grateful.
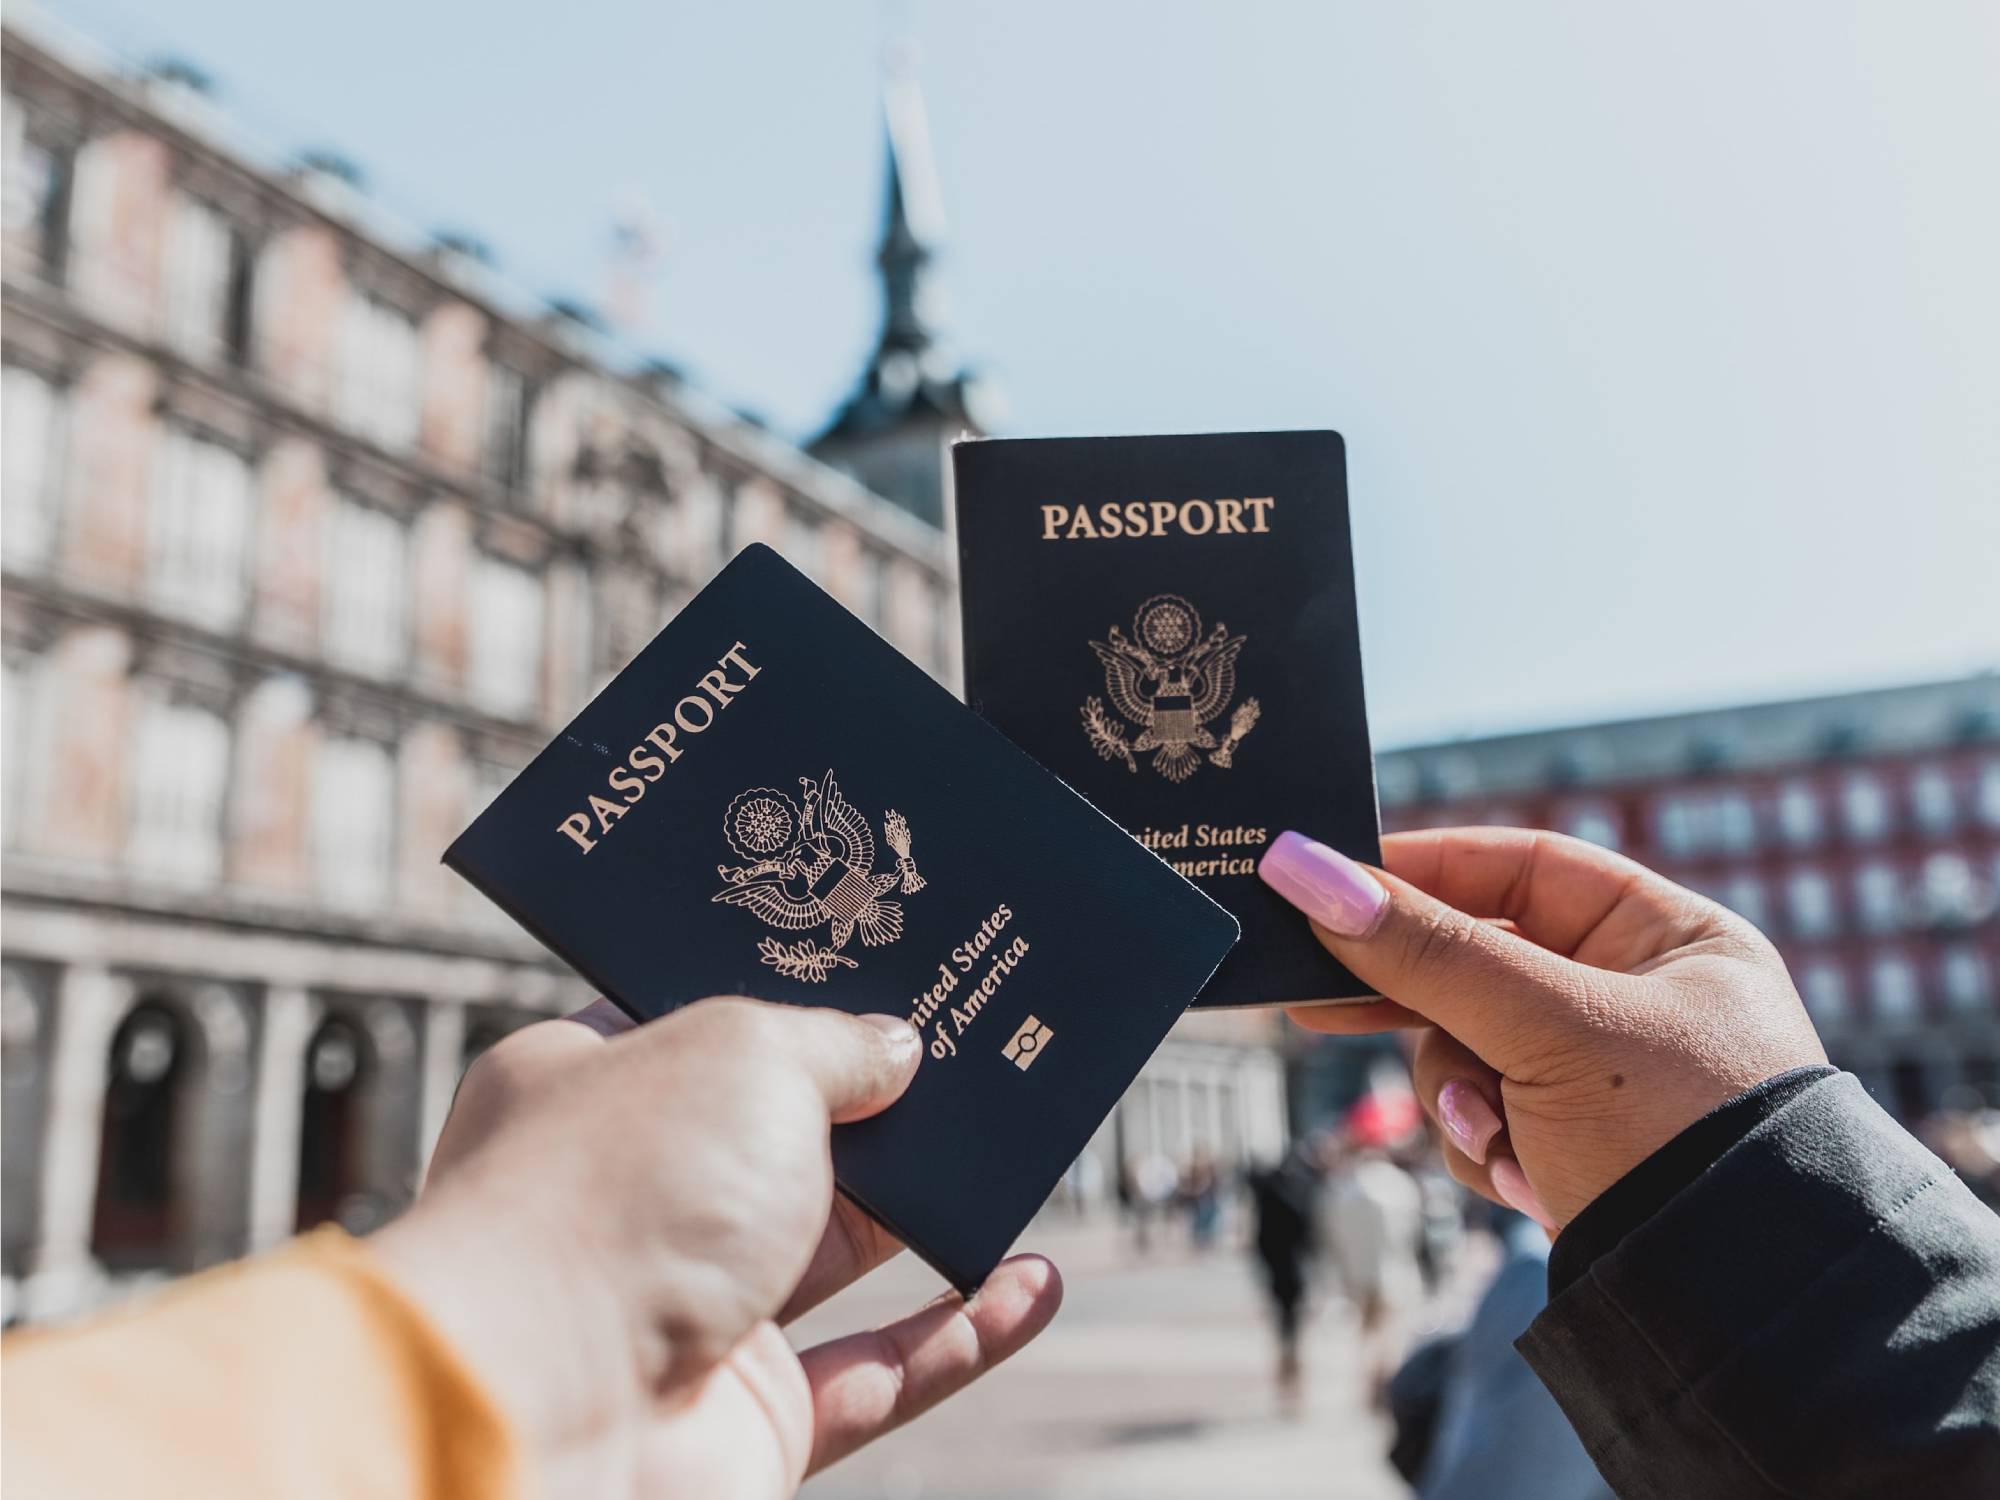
[444,544,1238,1292]
[953,430,1380,1008]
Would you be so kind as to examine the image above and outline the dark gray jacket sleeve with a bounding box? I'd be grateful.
[1517,1072,2000,1499]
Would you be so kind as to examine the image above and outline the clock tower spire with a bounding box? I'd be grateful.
[812,41,995,527]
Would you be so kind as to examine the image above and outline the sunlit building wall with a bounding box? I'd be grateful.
[0,17,1286,1321]
[0,19,961,1320]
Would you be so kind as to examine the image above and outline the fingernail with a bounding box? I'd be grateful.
[1437,1079,1502,1165]
[1490,1157,1555,1230]
[1258,831,1388,937]
[861,1014,920,1058]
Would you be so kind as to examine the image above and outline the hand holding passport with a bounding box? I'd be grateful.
[380,992,1064,1490]
[446,431,1378,1292]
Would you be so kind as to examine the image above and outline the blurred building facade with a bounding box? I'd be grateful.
[0,18,1282,1321]
[1290,677,2000,1126]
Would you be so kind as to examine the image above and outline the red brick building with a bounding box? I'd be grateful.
[1366,677,2000,1122]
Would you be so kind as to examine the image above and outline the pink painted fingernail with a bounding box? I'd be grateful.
[1490,1157,1555,1230]
[1437,1080,1502,1165]
[1258,831,1389,937]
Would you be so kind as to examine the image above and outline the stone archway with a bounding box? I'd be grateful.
[458,1010,526,1077]
[88,1000,192,1271]
[2,965,54,1294]
[293,997,418,1235]
[85,981,254,1277]
[294,1014,371,1232]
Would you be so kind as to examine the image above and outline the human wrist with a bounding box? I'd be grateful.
[368,1176,646,1484]
[1547,1063,1840,1292]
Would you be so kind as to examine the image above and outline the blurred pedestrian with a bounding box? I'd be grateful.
[1180,1148,1222,1251]
[1247,1141,1320,1410]
[1056,1147,1106,1216]
[1405,1145,1466,1296]
[1321,1104,1423,1405]
[1127,1149,1179,1255]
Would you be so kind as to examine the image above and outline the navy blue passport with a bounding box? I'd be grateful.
[953,431,1380,1008]
[445,544,1237,1291]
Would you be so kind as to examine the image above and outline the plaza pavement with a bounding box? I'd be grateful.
[793,1211,1464,1500]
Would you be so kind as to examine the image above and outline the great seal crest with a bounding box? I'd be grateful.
[1080,594,1260,783]
[713,770,924,982]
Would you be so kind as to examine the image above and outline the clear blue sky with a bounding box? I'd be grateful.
[38,0,2000,747]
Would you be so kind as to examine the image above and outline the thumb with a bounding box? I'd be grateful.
[1258,831,1592,1071]
[751,1003,925,1123]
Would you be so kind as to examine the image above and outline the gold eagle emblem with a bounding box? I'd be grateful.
[1081,594,1260,783]
[712,769,924,982]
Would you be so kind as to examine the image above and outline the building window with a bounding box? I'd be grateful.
[908,574,940,670]
[483,361,531,492]
[1559,802,1622,851]
[884,567,936,669]
[468,759,518,822]
[322,499,408,676]
[3,103,74,281]
[1719,875,1770,933]
[1,364,68,569]
[783,510,822,581]
[163,195,249,364]
[861,550,887,628]
[126,698,231,885]
[674,478,723,576]
[1978,759,2000,830]
[1776,780,1822,848]
[2,655,45,849]
[1940,946,1992,1015]
[1655,795,1698,857]
[1785,868,1838,939]
[468,556,543,720]
[2,659,22,845]
[336,292,422,449]
[463,760,525,933]
[1799,960,1848,1024]
[589,566,647,678]
[1869,953,1920,1021]
[1853,862,1903,935]
[1715,792,1756,853]
[1909,765,1958,837]
[1655,791,1756,857]
[311,736,395,910]
[1841,772,1892,843]
[561,564,597,711]
[1919,852,1982,929]
[1941,947,1992,1014]
[147,427,253,629]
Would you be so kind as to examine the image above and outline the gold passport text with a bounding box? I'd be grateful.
[1038,497,1274,541]
[557,642,762,853]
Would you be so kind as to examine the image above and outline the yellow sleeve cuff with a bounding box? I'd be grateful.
[3,1226,522,1500]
